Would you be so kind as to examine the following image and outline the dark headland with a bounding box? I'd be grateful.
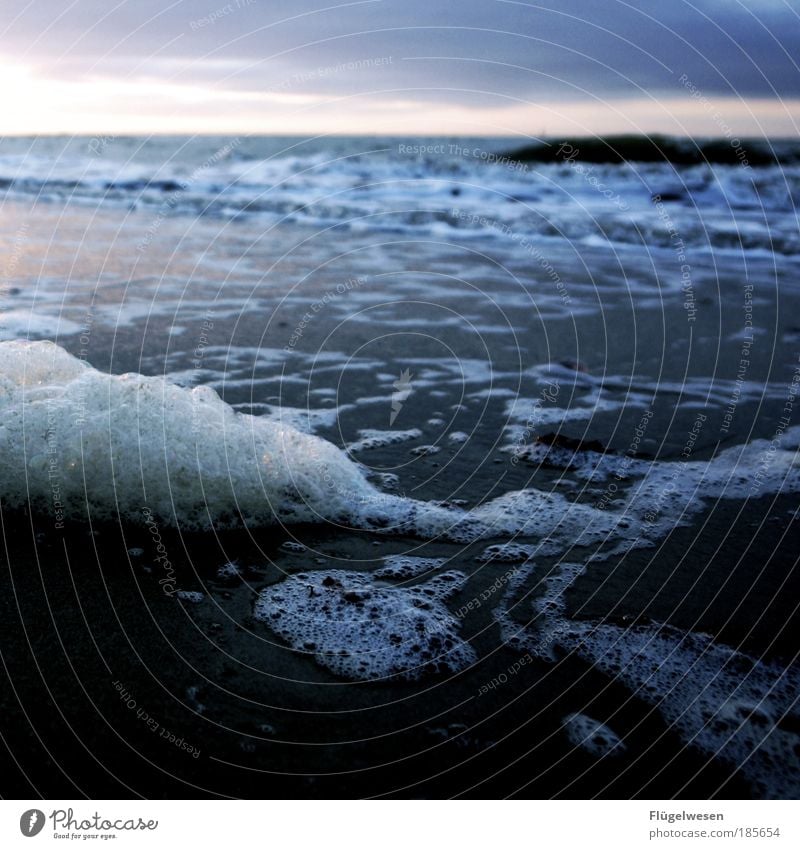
[503,134,800,166]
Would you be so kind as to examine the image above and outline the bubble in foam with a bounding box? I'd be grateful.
[374,555,445,580]
[254,570,475,680]
[477,542,537,563]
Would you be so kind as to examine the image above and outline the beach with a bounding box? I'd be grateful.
[1,135,799,798]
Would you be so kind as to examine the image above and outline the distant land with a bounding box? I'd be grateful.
[504,134,800,166]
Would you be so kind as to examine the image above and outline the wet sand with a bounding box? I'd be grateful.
[1,197,798,798]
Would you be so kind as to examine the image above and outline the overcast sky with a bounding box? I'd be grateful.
[2,0,798,135]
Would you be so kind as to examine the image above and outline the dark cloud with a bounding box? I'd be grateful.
[6,0,800,108]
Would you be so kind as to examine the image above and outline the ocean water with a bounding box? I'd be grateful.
[1,135,799,798]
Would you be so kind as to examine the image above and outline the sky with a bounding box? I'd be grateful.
[1,0,799,137]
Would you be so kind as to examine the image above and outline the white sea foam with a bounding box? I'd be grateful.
[0,340,377,530]
[347,427,422,452]
[448,431,470,444]
[409,444,441,456]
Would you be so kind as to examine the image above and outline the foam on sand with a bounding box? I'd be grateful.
[565,623,800,798]
[254,569,475,680]
[0,341,638,544]
[494,559,800,797]
[0,341,378,530]
[561,712,626,758]
[2,341,799,551]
